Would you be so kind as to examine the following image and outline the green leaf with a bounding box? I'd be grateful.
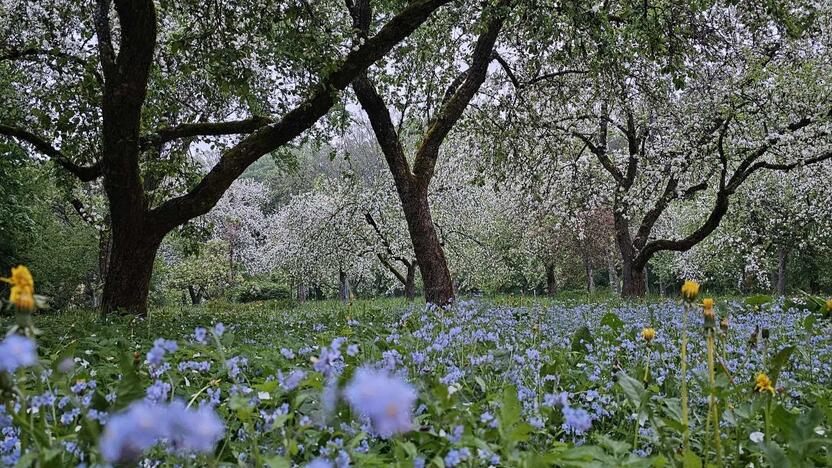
[768,346,795,385]
[571,326,593,353]
[600,312,624,331]
[500,385,521,432]
[745,295,773,308]
[682,448,702,468]
[762,441,790,468]
[619,373,645,407]
[263,455,291,468]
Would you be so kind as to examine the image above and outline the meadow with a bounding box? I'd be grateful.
[2,287,831,467]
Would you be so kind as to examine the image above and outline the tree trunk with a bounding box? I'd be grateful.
[100,222,163,316]
[776,245,789,296]
[404,262,416,301]
[545,264,557,297]
[297,282,308,302]
[187,285,203,305]
[584,258,595,293]
[644,265,650,295]
[98,215,112,286]
[606,250,619,294]
[338,268,351,303]
[621,259,647,298]
[401,191,454,306]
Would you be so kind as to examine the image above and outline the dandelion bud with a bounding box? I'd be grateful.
[761,328,770,340]
[641,327,656,342]
[720,316,729,332]
[681,280,700,302]
[702,297,715,329]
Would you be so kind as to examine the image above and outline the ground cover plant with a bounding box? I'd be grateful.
[2,267,831,466]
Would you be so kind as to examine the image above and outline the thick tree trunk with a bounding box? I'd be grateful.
[776,245,789,296]
[404,262,416,301]
[100,222,163,316]
[621,259,647,298]
[545,264,557,297]
[402,191,454,306]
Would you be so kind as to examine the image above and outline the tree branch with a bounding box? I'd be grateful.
[149,0,453,229]
[412,1,511,183]
[0,47,103,84]
[0,124,101,181]
[139,116,274,151]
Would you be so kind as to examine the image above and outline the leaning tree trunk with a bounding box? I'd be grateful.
[545,264,557,297]
[402,190,454,306]
[776,245,789,296]
[100,221,164,316]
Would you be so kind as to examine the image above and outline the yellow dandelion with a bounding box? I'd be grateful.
[641,327,656,342]
[2,265,34,291]
[9,285,35,311]
[754,373,774,394]
[3,265,35,310]
[681,280,700,302]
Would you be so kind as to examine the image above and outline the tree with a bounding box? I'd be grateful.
[483,2,831,297]
[347,0,513,305]
[0,0,454,314]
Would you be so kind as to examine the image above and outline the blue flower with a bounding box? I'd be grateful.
[562,405,592,435]
[307,458,333,468]
[0,335,37,372]
[343,367,417,438]
[145,380,171,404]
[213,323,225,336]
[225,356,248,380]
[193,327,208,344]
[99,400,223,463]
[346,344,359,357]
[146,339,177,367]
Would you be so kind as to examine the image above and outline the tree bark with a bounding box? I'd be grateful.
[776,245,789,296]
[404,262,417,301]
[338,268,351,303]
[402,190,454,305]
[606,250,619,294]
[584,260,595,293]
[187,285,202,305]
[297,282,308,302]
[621,259,647,298]
[100,221,164,316]
[545,264,557,297]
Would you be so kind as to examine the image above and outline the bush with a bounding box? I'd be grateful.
[232,278,291,303]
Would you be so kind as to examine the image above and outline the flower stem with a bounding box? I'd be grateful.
[680,302,690,453]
